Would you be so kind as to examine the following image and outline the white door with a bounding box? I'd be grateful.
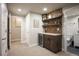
[1,4,8,56]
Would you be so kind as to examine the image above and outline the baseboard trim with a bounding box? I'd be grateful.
[21,40,30,46]
[29,43,38,47]
[11,39,20,42]
[62,48,65,52]
[21,40,38,47]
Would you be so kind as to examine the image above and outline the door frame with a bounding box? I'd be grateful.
[7,13,10,50]
[7,13,12,50]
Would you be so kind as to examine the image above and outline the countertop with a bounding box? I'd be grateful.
[39,32,61,36]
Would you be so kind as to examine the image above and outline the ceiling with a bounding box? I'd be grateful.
[7,3,79,16]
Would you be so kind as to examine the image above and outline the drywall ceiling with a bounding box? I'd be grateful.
[7,3,78,16]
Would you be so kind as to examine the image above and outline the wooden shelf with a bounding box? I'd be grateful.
[42,15,62,22]
[42,19,49,22]
[42,8,62,33]
[42,24,61,28]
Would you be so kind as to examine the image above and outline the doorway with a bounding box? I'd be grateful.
[9,16,22,48]
[67,17,79,56]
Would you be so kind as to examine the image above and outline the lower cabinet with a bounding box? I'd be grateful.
[43,34,62,53]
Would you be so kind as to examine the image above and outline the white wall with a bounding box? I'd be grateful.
[23,12,43,47]
[62,5,79,52]
[0,3,8,56]
[20,16,26,43]
[21,13,31,44]
[29,13,43,46]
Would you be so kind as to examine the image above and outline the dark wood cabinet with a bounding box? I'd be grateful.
[39,8,62,53]
[43,35,50,49]
[43,34,62,53]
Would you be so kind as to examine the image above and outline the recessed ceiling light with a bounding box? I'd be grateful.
[43,8,47,11]
[17,8,21,12]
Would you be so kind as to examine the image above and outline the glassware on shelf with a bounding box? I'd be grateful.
[44,23,48,25]
[57,28,60,32]
[54,21,57,24]
[43,17,46,20]
[42,14,47,20]
[48,14,52,19]
[44,28,47,32]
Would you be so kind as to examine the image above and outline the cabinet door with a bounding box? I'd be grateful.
[43,35,47,48]
[43,35,50,49]
[43,35,62,53]
[46,36,50,50]
[50,37,58,52]
[57,36,62,51]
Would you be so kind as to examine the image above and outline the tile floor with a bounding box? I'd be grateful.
[7,41,77,56]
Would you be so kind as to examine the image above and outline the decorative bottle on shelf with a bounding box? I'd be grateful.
[42,14,47,20]
[54,21,57,25]
[44,28,47,32]
[57,28,60,32]
[48,14,52,19]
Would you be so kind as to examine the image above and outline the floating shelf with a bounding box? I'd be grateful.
[42,8,62,33]
[42,15,62,22]
[42,24,62,28]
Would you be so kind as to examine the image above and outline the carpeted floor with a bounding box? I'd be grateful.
[7,42,76,56]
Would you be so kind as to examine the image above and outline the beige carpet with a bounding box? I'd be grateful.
[7,42,76,56]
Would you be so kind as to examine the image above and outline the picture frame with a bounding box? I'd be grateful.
[33,19,39,28]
